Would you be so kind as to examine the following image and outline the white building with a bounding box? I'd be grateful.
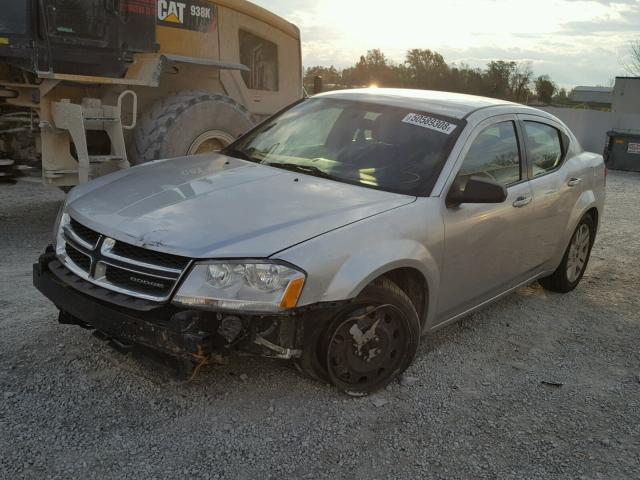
[612,77,640,114]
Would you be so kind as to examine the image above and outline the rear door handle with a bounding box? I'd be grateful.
[567,177,582,187]
[512,195,532,208]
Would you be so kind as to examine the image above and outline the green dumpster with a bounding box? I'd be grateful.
[605,131,640,172]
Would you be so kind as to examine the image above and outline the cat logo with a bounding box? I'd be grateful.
[158,0,187,24]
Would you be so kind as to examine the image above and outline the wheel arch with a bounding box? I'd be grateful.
[550,190,600,269]
[314,241,440,332]
[585,206,599,233]
[370,267,430,329]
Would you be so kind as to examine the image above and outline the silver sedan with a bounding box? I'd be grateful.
[35,89,606,395]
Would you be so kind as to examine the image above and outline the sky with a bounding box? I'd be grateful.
[252,0,640,89]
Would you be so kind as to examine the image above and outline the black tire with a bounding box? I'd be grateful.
[297,278,421,395]
[293,312,331,384]
[540,214,595,293]
[130,91,253,165]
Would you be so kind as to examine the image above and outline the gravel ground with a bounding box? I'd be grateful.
[1,172,639,480]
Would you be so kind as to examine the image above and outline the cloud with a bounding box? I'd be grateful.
[560,2,640,33]
[251,0,639,87]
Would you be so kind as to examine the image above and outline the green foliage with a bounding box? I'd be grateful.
[535,75,557,105]
[306,49,562,104]
[553,88,570,105]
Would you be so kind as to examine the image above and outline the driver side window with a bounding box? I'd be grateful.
[456,121,522,190]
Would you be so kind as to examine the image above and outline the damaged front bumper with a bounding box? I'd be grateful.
[33,249,336,364]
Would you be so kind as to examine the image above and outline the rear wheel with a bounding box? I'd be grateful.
[540,214,595,293]
[130,91,253,165]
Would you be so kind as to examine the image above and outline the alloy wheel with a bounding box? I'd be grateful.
[566,224,591,283]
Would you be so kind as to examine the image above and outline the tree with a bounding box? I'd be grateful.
[404,49,449,90]
[448,63,485,95]
[627,40,640,76]
[304,66,341,86]
[553,88,569,105]
[535,75,557,105]
[510,62,534,103]
[484,61,517,99]
[342,49,397,87]
[306,48,562,104]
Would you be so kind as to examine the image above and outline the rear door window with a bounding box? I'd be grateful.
[456,121,522,189]
[523,122,564,177]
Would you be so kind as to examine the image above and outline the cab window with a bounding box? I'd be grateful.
[239,30,279,92]
[456,121,521,189]
[46,0,107,40]
[523,122,564,177]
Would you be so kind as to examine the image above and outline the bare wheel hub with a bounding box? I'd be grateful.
[326,304,410,394]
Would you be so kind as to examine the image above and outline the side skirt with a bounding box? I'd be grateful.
[428,271,547,333]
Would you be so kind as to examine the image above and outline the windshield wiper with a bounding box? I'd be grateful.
[264,162,338,181]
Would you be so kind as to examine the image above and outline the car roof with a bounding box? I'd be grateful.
[313,88,520,120]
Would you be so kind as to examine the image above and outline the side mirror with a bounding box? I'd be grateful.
[447,176,508,207]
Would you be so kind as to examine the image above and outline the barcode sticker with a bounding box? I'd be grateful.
[402,113,457,135]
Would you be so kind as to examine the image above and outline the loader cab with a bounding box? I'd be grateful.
[218,4,302,118]
[0,0,157,77]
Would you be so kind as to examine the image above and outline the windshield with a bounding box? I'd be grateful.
[0,1,28,35]
[226,98,463,196]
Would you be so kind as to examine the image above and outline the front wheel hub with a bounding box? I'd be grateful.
[326,304,411,394]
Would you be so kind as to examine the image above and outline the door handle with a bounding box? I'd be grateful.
[567,177,582,187]
[512,195,532,208]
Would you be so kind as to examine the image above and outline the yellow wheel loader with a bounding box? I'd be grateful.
[0,0,302,186]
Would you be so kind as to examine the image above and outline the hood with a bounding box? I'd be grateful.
[67,154,415,258]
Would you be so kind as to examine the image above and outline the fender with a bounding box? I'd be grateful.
[549,188,598,270]
[276,199,444,329]
[322,239,440,326]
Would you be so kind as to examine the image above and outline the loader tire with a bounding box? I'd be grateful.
[130,91,254,165]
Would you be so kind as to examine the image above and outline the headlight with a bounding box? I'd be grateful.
[53,203,69,255]
[173,261,306,313]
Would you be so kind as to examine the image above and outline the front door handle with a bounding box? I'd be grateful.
[512,195,532,208]
[567,177,582,187]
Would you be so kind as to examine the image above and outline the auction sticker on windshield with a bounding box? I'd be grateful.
[628,143,640,155]
[402,113,457,135]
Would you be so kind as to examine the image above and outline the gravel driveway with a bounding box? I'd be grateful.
[1,172,639,480]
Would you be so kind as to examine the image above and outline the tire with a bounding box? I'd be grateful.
[130,91,254,165]
[539,214,595,293]
[293,313,331,384]
[298,277,421,395]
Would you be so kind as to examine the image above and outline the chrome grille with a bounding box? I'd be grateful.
[104,265,175,297]
[64,243,91,271]
[57,216,191,302]
[69,218,101,248]
[110,241,190,270]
